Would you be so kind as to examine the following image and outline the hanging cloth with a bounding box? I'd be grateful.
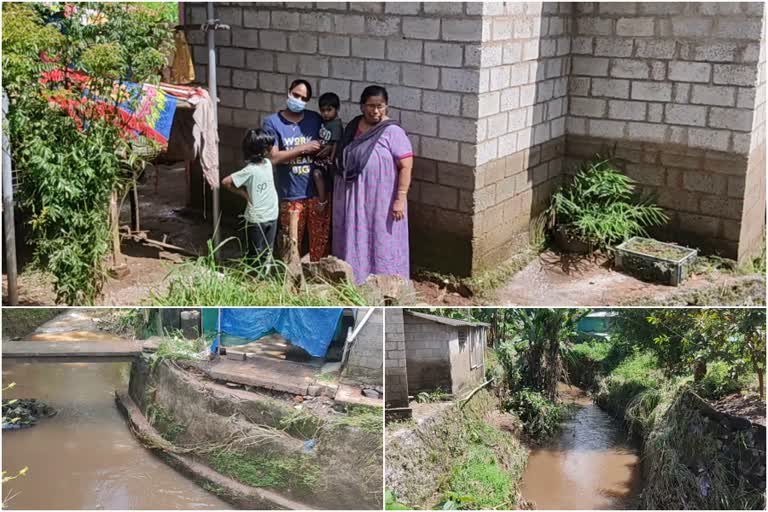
[170,31,195,85]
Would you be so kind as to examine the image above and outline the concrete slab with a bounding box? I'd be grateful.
[204,356,319,396]
[491,250,755,306]
[3,340,142,360]
[335,383,383,409]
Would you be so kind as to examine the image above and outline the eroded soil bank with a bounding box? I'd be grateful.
[385,390,528,509]
[1,361,230,510]
[128,357,383,510]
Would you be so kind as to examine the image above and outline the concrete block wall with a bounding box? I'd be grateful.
[343,308,383,386]
[402,315,453,394]
[469,2,572,268]
[186,2,766,272]
[566,2,765,258]
[384,308,409,408]
[185,2,492,252]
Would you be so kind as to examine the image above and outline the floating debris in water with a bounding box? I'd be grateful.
[2,399,57,430]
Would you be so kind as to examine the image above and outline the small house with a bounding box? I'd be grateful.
[403,311,489,397]
[577,310,618,338]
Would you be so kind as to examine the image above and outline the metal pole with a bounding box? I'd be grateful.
[207,2,222,256]
[2,89,19,305]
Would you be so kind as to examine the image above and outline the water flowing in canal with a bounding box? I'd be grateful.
[520,385,642,509]
[2,361,231,510]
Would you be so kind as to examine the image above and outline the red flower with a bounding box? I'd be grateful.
[63,4,76,18]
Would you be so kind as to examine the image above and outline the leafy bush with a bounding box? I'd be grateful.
[3,3,174,304]
[440,444,516,510]
[547,155,668,250]
[695,360,744,399]
[503,389,563,440]
[565,339,612,389]
[594,350,663,417]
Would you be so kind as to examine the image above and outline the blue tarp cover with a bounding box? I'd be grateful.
[218,308,343,358]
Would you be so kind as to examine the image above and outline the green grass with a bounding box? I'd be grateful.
[149,240,368,306]
[436,406,527,510]
[594,350,664,417]
[146,401,186,443]
[641,387,765,510]
[415,389,451,403]
[503,389,564,440]
[150,331,209,369]
[334,406,383,434]
[209,450,320,491]
[2,308,62,340]
[440,444,516,510]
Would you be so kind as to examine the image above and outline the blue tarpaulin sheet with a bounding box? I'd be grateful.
[217,308,343,358]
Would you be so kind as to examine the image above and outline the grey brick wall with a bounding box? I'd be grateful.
[568,2,762,153]
[402,315,453,394]
[186,2,766,272]
[384,308,408,408]
[344,308,383,385]
[565,2,765,259]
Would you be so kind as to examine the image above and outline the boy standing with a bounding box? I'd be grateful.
[222,128,279,268]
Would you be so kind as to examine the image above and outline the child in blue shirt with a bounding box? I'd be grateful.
[222,128,279,268]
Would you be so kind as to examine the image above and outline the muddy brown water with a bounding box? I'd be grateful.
[520,385,642,510]
[2,361,231,510]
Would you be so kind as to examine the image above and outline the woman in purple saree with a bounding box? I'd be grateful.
[332,86,414,285]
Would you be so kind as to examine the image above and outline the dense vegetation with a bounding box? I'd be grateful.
[3,3,174,304]
[395,308,765,510]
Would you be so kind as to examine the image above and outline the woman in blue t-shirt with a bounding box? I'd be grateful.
[262,79,330,261]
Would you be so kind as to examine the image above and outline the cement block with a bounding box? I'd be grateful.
[611,59,650,79]
[258,30,287,51]
[631,81,673,102]
[367,16,402,37]
[366,61,402,85]
[402,17,441,40]
[668,61,712,83]
[387,39,424,63]
[402,64,440,89]
[442,18,484,42]
[713,64,758,86]
[609,100,647,121]
[691,85,736,107]
[334,14,366,34]
[688,127,731,151]
[423,91,462,116]
[665,104,708,126]
[595,38,634,57]
[441,68,481,93]
[319,35,351,56]
[572,56,610,77]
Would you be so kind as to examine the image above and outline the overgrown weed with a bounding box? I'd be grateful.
[149,238,368,306]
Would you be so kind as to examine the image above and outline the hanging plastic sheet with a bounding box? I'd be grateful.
[217,308,343,358]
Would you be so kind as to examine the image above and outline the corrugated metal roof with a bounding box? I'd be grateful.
[405,311,490,328]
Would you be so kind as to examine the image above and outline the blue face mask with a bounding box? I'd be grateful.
[286,96,306,113]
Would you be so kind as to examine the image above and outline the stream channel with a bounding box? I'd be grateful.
[2,360,231,510]
[520,384,643,509]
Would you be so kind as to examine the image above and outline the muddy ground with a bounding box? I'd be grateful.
[3,164,763,306]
